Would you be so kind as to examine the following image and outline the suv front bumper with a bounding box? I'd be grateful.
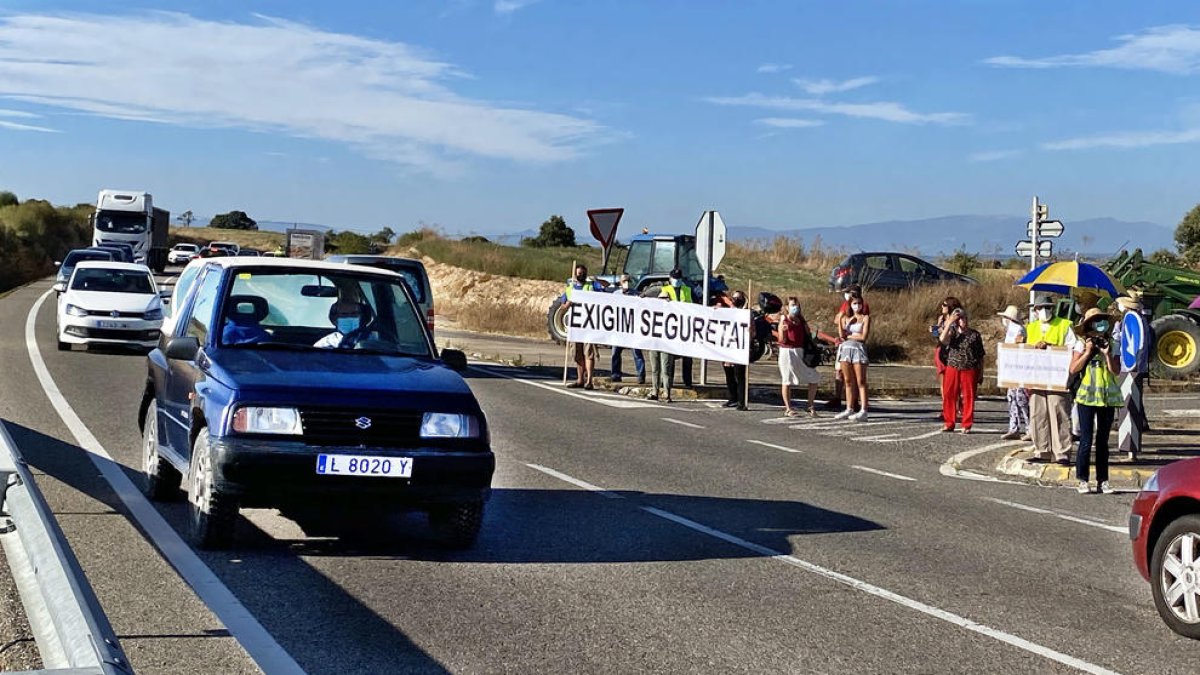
[209,437,494,509]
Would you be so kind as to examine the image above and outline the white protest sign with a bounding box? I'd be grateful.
[996,343,1072,392]
[566,290,751,365]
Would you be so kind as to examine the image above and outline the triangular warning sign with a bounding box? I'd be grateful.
[587,208,624,249]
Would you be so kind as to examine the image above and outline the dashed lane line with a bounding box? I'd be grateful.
[469,364,667,410]
[745,439,804,454]
[24,290,304,675]
[985,498,1126,534]
[526,463,624,499]
[662,418,705,429]
[851,465,917,482]
[529,463,1120,675]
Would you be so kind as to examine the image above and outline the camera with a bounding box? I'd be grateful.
[1088,335,1109,351]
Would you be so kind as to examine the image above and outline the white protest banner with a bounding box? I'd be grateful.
[566,291,752,365]
[996,343,1072,392]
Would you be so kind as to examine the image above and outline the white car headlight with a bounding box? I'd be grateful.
[420,413,479,438]
[144,308,163,321]
[1141,471,1159,493]
[232,407,302,435]
[65,304,88,317]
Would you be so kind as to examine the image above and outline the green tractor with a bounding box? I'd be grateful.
[1104,249,1200,379]
[546,233,706,344]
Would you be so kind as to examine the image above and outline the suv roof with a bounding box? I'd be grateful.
[198,256,399,278]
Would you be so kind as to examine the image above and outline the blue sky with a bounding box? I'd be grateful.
[1,1,1199,236]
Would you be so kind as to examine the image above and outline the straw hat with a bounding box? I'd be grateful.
[1115,295,1143,313]
[1073,307,1114,336]
[996,305,1022,322]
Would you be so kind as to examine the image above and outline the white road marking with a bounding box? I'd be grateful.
[745,439,804,454]
[985,498,1126,534]
[526,463,624,499]
[851,465,917,482]
[528,463,1120,675]
[939,440,1027,483]
[662,417,705,429]
[854,428,946,443]
[1161,409,1200,417]
[24,290,304,674]
[470,365,666,409]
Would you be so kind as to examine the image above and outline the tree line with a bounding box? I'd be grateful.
[0,191,93,293]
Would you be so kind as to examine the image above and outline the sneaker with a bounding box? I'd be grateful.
[1001,431,1021,441]
[849,410,868,422]
[833,409,853,420]
[1100,481,1115,495]
[1077,481,1091,494]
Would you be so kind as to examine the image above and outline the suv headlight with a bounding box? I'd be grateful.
[420,413,479,438]
[232,407,302,435]
[65,304,88,317]
[144,308,163,321]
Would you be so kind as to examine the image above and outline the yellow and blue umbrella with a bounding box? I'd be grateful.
[1016,260,1125,298]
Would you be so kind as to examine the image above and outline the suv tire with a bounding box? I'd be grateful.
[141,401,181,500]
[429,502,484,549]
[187,427,238,549]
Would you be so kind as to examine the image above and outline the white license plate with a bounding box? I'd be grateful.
[316,454,412,478]
[98,321,129,329]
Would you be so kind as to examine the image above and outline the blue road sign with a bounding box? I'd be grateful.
[1121,311,1146,372]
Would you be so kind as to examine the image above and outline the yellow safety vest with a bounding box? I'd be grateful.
[565,280,598,301]
[661,284,693,303]
[1026,317,1071,346]
[1076,354,1122,407]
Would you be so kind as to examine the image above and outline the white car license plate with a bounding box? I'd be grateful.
[98,321,129,329]
[316,454,411,478]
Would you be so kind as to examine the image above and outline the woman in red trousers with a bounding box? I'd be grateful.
[938,308,985,433]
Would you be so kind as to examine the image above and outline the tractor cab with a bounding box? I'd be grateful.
[599,233,705,297]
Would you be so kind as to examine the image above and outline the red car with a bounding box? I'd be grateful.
[1131,457,1200,640]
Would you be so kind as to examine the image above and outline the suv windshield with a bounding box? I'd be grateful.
[70,268,154,294]
[94,210,147,234]
[219,269,430,356]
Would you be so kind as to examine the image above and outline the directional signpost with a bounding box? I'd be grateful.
[588,208,624,274]
[1027,219,1064,238]
[1023,197,1067,314]
[1119,310,1148,460]
[1015,240,1053,258]
[695,210,727,385]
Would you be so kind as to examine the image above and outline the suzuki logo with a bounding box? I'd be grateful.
[354,416,372,430]
[110,310,120,318]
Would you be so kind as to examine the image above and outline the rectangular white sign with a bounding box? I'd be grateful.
[566,291,752,365]
[996,343,1072,392]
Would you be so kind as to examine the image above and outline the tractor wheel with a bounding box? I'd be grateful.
[1152,315,1200,379]
[547,298,569,345]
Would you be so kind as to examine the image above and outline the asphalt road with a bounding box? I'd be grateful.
[2,271,1199,674]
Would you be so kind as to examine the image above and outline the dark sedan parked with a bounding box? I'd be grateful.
[829,252,977,292]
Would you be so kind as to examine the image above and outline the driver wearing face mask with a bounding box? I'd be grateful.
[1024,294,1078,466]
[314,296,373,349]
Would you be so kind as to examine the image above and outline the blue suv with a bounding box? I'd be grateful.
[137,257,493,549]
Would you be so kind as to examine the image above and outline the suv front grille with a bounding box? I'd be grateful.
[298,408,423,447]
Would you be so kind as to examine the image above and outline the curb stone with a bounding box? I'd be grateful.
[995,449,1156,489]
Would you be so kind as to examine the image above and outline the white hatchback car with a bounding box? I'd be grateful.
[167,243,200,264]
[54,261,165,351]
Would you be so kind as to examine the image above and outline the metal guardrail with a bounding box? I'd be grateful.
[0,421,132,675]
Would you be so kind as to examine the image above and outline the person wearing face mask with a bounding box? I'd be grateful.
[933,297,963,396]
[564,264,606,389]
[829,285,870,411]
[314,295,374,349]
[778,296,821,417]
[996,304,1030,441]
[717,290,750,409]
[834,292,871,421]
[609,275,646,384]
[938,308,985,433]
[660,268,695,388]
[1024,294,1078,465]
[1069,308,1122,494]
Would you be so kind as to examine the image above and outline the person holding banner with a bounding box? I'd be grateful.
[938,308,985,433]
[1025,294,1077,465]
[1069,308,1122,494]
[997,304,1030,441]
[647,285,682,403]
[833,292,871,421]
[609,275,646,384]
[661,269,695,388]
[715,290,749,410]
[564,264,605,390]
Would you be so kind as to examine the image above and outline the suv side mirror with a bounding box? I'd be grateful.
[440,348,468,372]
[164,336,200,361]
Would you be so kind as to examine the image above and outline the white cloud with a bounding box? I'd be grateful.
[793,76,878,96]
[0,118,58,132]
[754,117,824,129]
[1042,127,1200,151]
[494,0,541,14]
[706,93,969,125]
[968,149,1022,162]
[985,24,1200,75]
[756,63,792,74]
[0,108,39,119]
[0,12,606,171]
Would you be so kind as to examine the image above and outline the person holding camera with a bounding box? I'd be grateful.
[938,307,985,432]
[1069,308,1123,494]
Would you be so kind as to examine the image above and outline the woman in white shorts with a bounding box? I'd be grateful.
[834,293,871,421]
[777,297,821,417]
